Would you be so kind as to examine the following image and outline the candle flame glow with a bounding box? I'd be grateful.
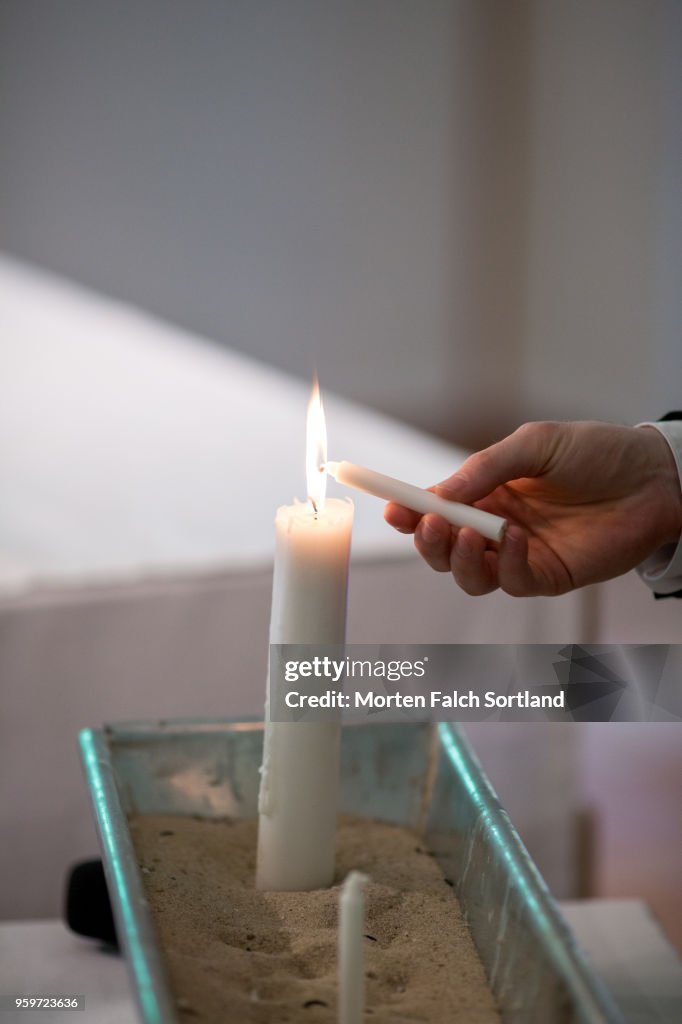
[306,376,327,512]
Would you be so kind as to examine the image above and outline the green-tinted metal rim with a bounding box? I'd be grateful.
[439,723,624,1024]
[79,728,178,1024]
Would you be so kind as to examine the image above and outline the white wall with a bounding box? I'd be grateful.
[0,2,678,438]
[521,0,682,425]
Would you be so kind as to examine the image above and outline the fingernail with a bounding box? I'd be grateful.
[436,474,467,499]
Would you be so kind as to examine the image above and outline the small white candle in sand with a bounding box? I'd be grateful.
[326,460,507,542]
[256,381,353,891]
[338,871,370,1024]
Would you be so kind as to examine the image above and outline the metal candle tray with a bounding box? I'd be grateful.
[80,720,623,1024]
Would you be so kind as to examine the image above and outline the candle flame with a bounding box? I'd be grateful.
[306,376,327,512]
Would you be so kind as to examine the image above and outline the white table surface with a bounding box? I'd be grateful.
[561,900,682,1024]
[1,902,680,1024]
[0,921,135,1024]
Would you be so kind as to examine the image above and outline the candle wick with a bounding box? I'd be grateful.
[311,498,318,516]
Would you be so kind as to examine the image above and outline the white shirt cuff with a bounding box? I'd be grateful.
[636,421,682,594]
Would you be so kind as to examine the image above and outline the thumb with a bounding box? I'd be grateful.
[435,422,560,504]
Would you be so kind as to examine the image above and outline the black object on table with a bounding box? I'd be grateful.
[65,859,119,949]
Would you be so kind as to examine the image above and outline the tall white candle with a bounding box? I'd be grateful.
[326,460,507,542]
[338,871,369,1024]
[256,383,353,891]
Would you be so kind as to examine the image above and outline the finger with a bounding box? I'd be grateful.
[449,528,499,595]
[434,422,561,504]
[384,501,422,534]
[497,525,539,596]
[414,514,453,572]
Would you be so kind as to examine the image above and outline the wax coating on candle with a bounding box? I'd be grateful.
[326,460,507,542]
[338,871,369,1024]
[256,497,353,892]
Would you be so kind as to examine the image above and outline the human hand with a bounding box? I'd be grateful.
[384,421,682,596]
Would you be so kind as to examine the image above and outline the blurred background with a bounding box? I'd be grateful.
[1,0,681,958]
[1,0,680,444]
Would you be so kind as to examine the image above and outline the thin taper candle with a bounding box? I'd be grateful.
[326,460,507,542]
[338,871,369,1024]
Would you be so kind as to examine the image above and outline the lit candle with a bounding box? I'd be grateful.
[256,381,353,891]
[326,460,506,542]
[338,871,369,1024]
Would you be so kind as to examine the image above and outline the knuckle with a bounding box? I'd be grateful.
[512,421,536,442]
[471,449,493,474]
[512,420,562,473]
[514,420,558,443]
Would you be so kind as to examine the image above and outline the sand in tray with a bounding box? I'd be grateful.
[129,815,501,1024]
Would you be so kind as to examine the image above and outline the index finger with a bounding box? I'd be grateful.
[435,422,561,504]
[384,501,423,533]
